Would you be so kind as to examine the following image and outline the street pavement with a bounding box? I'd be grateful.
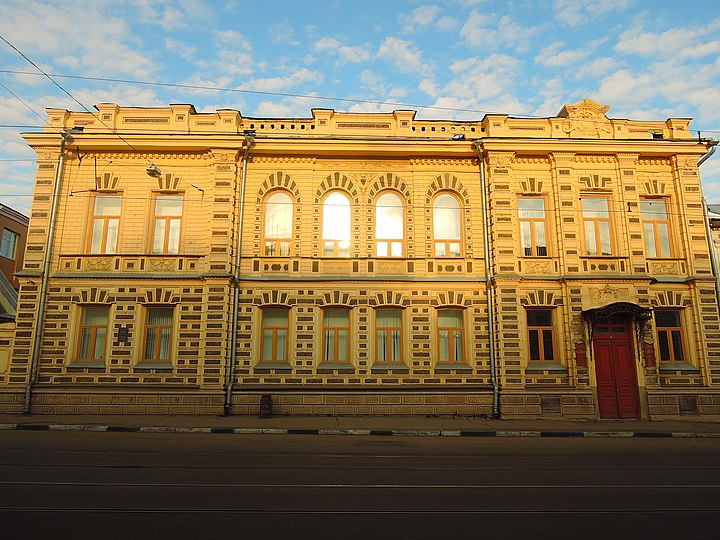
[1,412,719,437]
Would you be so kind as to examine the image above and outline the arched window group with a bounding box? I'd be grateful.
[262,187,464,258]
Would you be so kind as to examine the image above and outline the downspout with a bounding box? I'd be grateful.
[24,129,73,413]
[224,132,255,414]
[699,139,720,305]
[473,140,500,417]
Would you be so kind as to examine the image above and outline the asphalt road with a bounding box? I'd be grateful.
[1,431,718,539]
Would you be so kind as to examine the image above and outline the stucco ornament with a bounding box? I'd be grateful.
[559,98,612,139]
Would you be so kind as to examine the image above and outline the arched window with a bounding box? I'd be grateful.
[433,193,461,257]
[322,191,351,257]
[263,191,293,256]
[375,192,403,257]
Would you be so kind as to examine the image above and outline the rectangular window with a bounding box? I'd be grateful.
[376,309,403,362]
[89,195,121,254]
[582,197,613,256]
[527,309,555,362]
[518,198,548,257]
[438,309,464,362]
[323,308,350,362]
[655,310,685,362]
[261,307,289,362]
[640,200,672,258]
[143,307,173,362]
[152,195,183,254]
[77,306,109,362]
[0,228,19,260]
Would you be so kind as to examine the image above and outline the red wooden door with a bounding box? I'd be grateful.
[593,315,640,419]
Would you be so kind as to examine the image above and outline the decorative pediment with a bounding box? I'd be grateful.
[652,291,690,308]
[317,291,354,307]
[370,291,408,307]
[520,177,545,194]
[558,98,612,139]
[95,172,120,191]
[157,173,180,191]
[579,174,612,190]
[72,288,114,304]
[431,291,469,307]
[137,287,180,304]
[521,290,557,307]
[642,177,668,196]
[254,290,296,307]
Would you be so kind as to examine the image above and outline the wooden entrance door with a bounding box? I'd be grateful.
[593,315,640,419]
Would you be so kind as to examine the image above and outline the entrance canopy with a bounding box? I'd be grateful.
[582,302,651,323]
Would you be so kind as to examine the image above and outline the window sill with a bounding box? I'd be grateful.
[67,360,106,369]
[371,362,409,373]
[525,361,566,373]
[254,362,293,371]
[133,361,174,371]
[658,361,699,372]
[434,362,473,372]
[317,362,356,372]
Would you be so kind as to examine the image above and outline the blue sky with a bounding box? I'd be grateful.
[1,0,720,215]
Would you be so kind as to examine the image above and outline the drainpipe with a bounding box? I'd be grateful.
[24,129,73,413]
[699,139,720,305]
[224,132,255,415]
[473,140,500,418]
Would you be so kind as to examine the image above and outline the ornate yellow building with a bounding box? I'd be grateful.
[1,98,718,419]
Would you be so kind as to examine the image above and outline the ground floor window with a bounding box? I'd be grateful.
[526,309,555,362]
[323,308,350,362]
[143,307,173,361]
[261,307,289,362]
[655,310,685,362]
[438,309,464,362]
[376,308,403,362]
[77,306,109,361]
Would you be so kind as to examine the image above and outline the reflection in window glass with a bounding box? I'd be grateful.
[433,193,461,257]
[264,192,293,256]
[582,198,612,256]
[518,198,547,257]
[322,192,351,257]
[152,196,183,254]
[323,308,350,362]
[376,192,403,257]
[90,196,121,254]
[261,308,289,362]
[438,309,464,362]
[376,309,402,362]
[640,200,672,258]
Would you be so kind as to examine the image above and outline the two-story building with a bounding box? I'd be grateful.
[1,98,718,419]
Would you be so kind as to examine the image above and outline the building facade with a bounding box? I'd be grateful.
[1,98,718,419]
[0,203,29,291]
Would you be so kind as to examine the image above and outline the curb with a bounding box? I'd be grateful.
[2,423,719,438]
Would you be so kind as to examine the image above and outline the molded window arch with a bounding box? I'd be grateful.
[432,192,462,257]
[322,191,351,257]
[263,190,293,256]
[375,191,404,257]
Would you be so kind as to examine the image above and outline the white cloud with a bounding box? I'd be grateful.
[436,16,459,32]
[0,2,157,78]
[615,20,720,59]
[165,39,198,61]
[554,0,632,27]
[253,95,325,117]
[314,38,371,66]
[460,11,538,51]
[268,21,301,47]
[376,37,432,76]
[249,68,321,93]
[535,42,589,67]
[399,5,441,33]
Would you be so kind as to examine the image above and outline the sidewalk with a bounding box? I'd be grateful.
[1,413,719,438]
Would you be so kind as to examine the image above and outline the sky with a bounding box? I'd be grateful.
[1,0,720,216]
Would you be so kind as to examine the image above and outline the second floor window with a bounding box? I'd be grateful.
[438,309,464,362]
[322,192,351,257]
[152,195,183,254]
[264,191,293,256]
[0,228,19,260]
[261,307,289,362]
[376,308,403,362]
[77,306,109,362]
[90,195,121,254]
[655,310,685,363]
[433,193,462,257]
[582,197,612,256]
[518,198,548,256]
[640,200,672,258]
[527,309,555,362]
[376,192,404,257]
[323,308,350,362]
